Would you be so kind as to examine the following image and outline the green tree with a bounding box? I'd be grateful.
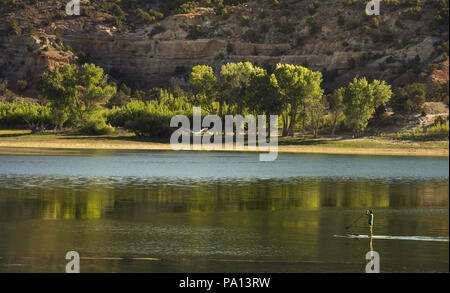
[342,78,392,137]
[327,87,345,136]
[244,70,282,117]
[391,83,426,114]
[219,62,264,116]
[38,64,79,128]
[38,63,116,129]
[305,95,325,138]
[189,65,219,114]
[80,64,116,107]
[271,64,323,137]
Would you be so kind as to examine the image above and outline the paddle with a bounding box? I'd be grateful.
[345,214,364,230]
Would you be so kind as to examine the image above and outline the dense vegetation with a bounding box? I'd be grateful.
[1,61,448,140]
[0,1,448,140]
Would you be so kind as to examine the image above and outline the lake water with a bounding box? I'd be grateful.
[0,150,448,273]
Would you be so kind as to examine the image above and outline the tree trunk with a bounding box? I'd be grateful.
[281,113,288,136]
[331,116,337,136]
[218,100,223,118]
[288,104,298,137]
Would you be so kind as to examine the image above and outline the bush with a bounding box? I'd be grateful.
[8,20,19,35]
[404,6,422,20]
[381,120,449,140]
[79,117,115,135]
[107,91,192,138]
[426,120,449,138]
[0,102,52,132]
[135,8,156,24]
[16,80,28,92]
[184,24,203,39]
[391,83,426,114]
[240,15,250,26]
[214,0,228,17]
[124,113,172,137]
[176,1,199,14]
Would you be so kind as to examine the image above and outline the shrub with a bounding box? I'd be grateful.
[79,116,115,135]
[404,6,422,21]
[16,80,28,92]
[391,83,426,114]
[381,121,449,140]
[8,20,19,35]
[110,3,125,19]
[426,120,449,138]
[124,113,172,137]
[371,17,379,29]
[240,15,250,27]
[54,10,65,21]
[214,0,228,17]
[0,102,52,132]
[176,1,199,14]
[135,8,155,24]
[184,24,203,39]
[23,24,35,36]
[107,91,192,138]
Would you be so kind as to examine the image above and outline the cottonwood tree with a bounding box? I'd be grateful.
[219,62,264,116]
[38,63,116,128]
[327,87,345,136]
[271,64,323,137]
[305,95,325,138]
[342,77,392,138]
[189,65,219,114]
[244,70,283,137]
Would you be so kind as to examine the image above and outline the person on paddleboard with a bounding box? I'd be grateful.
[366,210,374,236]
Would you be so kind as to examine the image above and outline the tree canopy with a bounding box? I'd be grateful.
[342,77,392,137]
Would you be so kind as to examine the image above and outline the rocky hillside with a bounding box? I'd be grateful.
[0,0,449,97]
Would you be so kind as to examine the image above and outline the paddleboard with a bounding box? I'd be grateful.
[334,234,449,242]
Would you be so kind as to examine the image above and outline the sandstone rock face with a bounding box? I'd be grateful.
[1,26,446,96]
[58,29,444,90]
[0,1,448,97]
[62,32,295,87]
[0,35,73,96]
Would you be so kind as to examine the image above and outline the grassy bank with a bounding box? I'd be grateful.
[0,130,448,157]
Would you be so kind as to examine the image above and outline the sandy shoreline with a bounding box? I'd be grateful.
[0,140,448,157]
